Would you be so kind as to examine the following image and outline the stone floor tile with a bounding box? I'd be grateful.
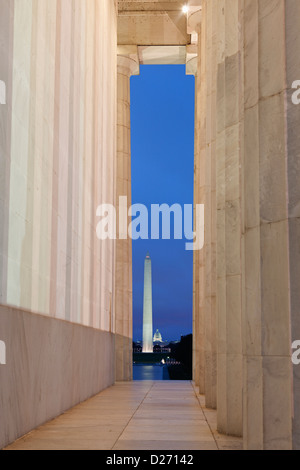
[4,381,241,451]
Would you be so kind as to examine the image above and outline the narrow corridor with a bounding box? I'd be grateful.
[5,382,242,450]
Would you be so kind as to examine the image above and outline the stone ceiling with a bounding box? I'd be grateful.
[118,1,202,66]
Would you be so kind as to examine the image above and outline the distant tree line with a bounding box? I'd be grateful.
[167,334,192,380]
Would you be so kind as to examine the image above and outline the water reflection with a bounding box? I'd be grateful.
[133,364,170,381]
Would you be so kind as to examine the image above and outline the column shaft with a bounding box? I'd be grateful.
[193,0,218,407]
[194,0,297,449]
[243,0,293,449]
[115,51,139,381]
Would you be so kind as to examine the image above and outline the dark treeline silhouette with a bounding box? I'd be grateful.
[167,334,193,380]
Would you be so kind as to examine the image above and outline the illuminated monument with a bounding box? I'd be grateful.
[142,253,153,353]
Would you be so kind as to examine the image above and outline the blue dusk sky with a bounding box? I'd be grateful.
[130,65,195,343]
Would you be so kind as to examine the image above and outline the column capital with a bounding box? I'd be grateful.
[187,6,202,34]
[117,45,140,77]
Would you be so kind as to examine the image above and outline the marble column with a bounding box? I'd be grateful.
[115,47,139,381]
[189,3,217,407]
[190,0,297,448]
[188,7,206,395]
[216,0,243,437]
[242,0,293,450]
[193,0,243,433]
[186,43,201,390]
[203,0,217,411]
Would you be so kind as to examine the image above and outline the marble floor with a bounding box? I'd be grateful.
[5,381,243,450]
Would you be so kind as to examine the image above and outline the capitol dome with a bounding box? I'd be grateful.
[153,329,163,343]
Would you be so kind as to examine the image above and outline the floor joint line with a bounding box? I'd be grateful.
[111,381,155,450]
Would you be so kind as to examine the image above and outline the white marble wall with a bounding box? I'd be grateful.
[0,0,121,448]
[0,305,115,449]
[0,0,117,331]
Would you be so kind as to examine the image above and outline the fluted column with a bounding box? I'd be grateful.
[190,1,218,409]
[187,6,206,395]
[203,0,217,411]
[115,47,139,381]
[242,0,293,449]
[190,0,298,449]
[215,0,244,437]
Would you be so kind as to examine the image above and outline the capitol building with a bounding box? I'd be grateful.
[153,329,163,343]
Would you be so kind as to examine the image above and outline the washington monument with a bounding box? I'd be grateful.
[142,253,153,353]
